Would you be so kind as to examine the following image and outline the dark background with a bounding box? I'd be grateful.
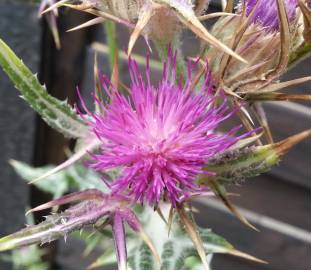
[0,1,310,269]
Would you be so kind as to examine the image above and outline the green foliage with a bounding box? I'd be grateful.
[0,39,88,139]
[0,245,48,270]
[11,160,109,197]
[88,206,242,270]
[105,21,118,71]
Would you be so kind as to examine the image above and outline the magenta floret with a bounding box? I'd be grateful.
[87,53,247,206]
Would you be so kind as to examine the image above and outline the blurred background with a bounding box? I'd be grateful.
[0,0,310,269]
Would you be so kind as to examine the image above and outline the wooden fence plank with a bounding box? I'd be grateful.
[228,175,311,231]
[195,202,311,270]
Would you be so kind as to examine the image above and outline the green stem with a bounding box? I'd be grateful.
[154,35,186,79]
[104,21,118,72]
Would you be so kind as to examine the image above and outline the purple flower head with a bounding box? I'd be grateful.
[87,52,247,206]
[244,0,297,31]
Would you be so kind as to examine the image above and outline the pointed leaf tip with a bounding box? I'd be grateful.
[67,17,106,33]
[274,129,311,156]
[229,249,267,264]
[41,0,70,15]
[29,139,100,184]
[177,206,210,270]
[128,5,153,56]
[207,179,258,231]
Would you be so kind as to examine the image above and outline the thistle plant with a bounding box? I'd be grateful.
[0,1,311,270]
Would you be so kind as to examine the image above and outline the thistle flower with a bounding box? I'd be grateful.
[244,0,297,31]
[203,0,304,99]
[86,53,248,206]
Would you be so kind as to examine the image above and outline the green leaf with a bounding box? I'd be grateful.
[0,39,88,138]
[0,192,117,253]
[0,213,48,270]
[87,205,262,270]
[129,242,155,270]
[10,160,108,197]
[10,160,69,198]
[66,163,109,192]
[105,21,118,71]
[159,227,230,270]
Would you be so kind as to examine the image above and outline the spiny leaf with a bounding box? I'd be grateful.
[252,103,273,144]
[0,212,73,251]
[0,39,88,138]
[129,242,155,270]
[88,205,264,270]
[202,178,258,231]
[26,189,105,215]
[0,191,122,252]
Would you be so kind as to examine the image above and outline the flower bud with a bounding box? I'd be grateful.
[80,0,209,43]
[204,0,302,95]
[60,0,245,61]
